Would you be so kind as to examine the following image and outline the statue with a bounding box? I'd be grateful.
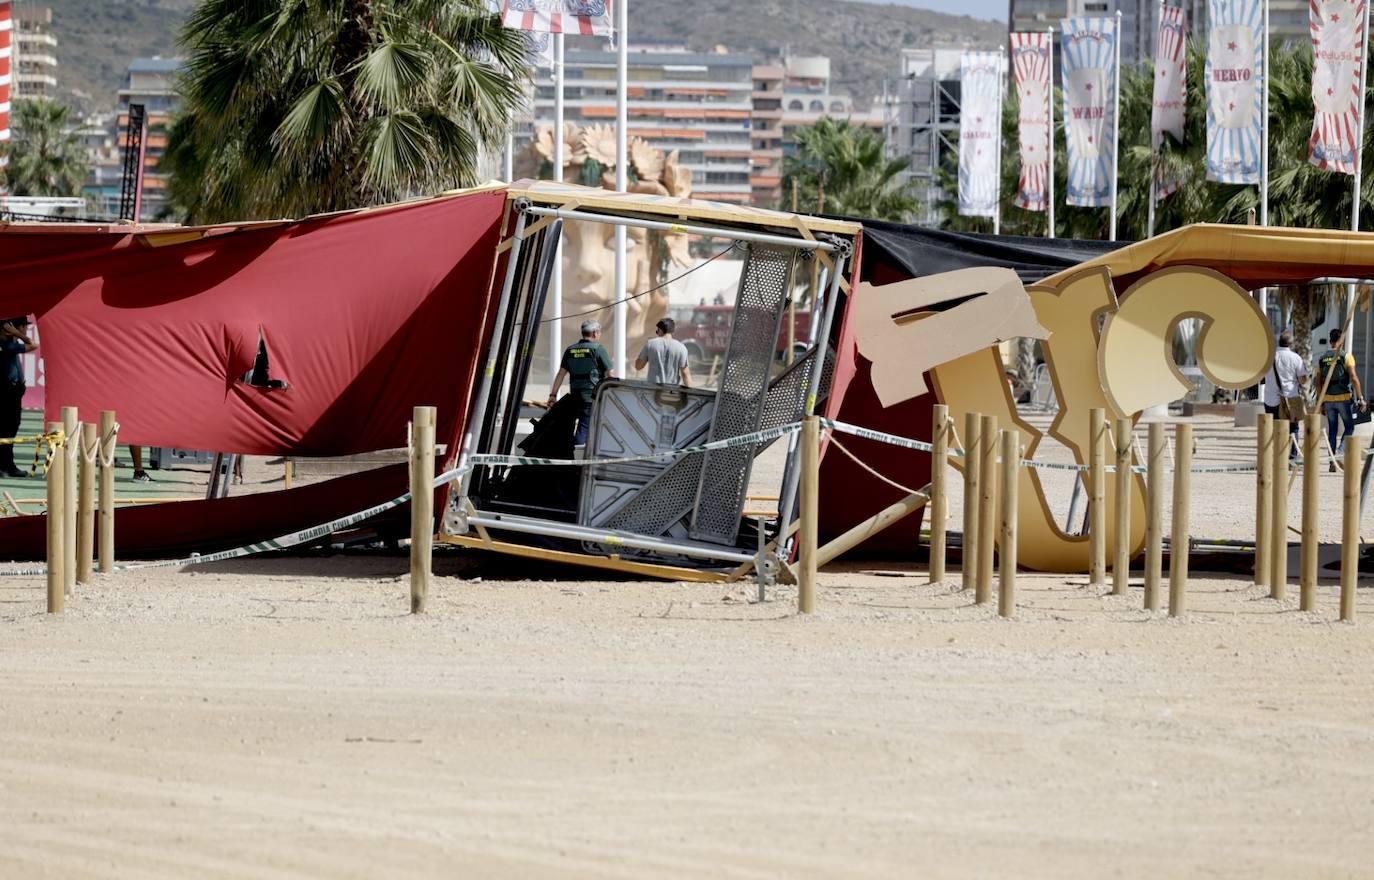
[517,123,693,363]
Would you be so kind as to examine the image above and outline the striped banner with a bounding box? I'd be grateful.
[1060,17,1119,207]
[1011,33,1052,212]
[0,0,11,158]
[1205,0,1264,184]
[501,0,613,36]
[1309,0,1367,173]
[958,51,1003,218]
[1152,5,1188,198]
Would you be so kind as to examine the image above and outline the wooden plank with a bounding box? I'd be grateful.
[436,533,729,583]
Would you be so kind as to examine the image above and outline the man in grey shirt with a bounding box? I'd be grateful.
[636,317,692,386]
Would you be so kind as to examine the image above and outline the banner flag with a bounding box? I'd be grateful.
[1308,0,1367,173]
[1152,5,1187,197]
[1060,17,1118,207]
[1011,33,1053,211]
[1205,0,1264,183]
[500,0,613,36]
[959,51,1003,218]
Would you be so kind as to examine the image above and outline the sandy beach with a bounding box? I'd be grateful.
[3,550,1374,879]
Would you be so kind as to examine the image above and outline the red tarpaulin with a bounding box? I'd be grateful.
[0,190,506,561]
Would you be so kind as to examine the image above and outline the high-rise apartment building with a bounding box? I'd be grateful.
[117,57,181,220]
[779,55,884,150]
[526,45,755,203]
[750,64,785,207]
[14,4,57,99]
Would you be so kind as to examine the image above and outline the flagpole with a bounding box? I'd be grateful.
[994,45,1005,235]
[1110,9,1122,241]
[1047,27,1056,238]
[1354,0,1370,234]
[613,0,628,377]
[1147,0,1162,239]
[550,32,565,385]
[1261,0,1270,226]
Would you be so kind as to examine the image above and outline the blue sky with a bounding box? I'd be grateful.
[856,0,1009,23]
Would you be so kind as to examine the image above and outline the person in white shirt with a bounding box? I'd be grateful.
[635,318,692,387]
[1262,331,1307,461]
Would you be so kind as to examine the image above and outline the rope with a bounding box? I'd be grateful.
[828,433,928,496]
[527,242,741,325]
[81,432,99,464]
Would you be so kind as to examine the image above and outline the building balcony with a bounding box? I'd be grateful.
[19,52,57,67]
[751,107,783,120]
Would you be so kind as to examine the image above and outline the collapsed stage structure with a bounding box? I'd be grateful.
[4,181,1374,575]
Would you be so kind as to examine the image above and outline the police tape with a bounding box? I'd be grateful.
[821,418,1258,476]
[468,422,801,468]
[0,465,473,578]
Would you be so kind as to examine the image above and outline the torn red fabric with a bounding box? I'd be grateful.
[4,190,505,457]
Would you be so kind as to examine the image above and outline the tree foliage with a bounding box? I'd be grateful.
[780,117,919,221]
[164,0,529,223]
[5,98,89,198]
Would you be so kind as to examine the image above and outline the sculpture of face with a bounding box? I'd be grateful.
[551,218,667,360]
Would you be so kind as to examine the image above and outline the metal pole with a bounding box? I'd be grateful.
[550,33,565,388]
[456,210,529,503]
[1261,0,1270,226]
[612,0,629,377]
[799,415,819,614]
[522,206,840,252]
[1047,28,1056,239]
[993,46,1005,236]
[1110,9,1122,242]
[1353,0,1370,234]
[1147,0,1163,239]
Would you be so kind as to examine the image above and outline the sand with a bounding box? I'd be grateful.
[4,554,1374,879]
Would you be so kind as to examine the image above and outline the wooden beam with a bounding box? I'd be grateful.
[437,533,729,583]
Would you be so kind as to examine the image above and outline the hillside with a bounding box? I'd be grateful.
[39,0,1003,112]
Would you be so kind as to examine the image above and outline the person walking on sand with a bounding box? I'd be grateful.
[1317,326,1365,471]
[635,317,691,387]
[1263,331,1308,462]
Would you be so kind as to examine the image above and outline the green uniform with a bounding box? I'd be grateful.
[560,339,613,403]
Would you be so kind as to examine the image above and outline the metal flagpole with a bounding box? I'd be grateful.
[612,0,629,377]
[994,46,1006,235]
[1110,9,1122,241]
[1261,0,1270,226]
[1047,28,1057,238]
[1354,0,1370,235]
[1147,0,1162,239]
[550,33,565,386]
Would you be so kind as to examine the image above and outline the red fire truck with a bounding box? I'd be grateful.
[673,304,812,367]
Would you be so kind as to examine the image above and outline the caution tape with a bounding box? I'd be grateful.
[0,465,472,578]
[468,422,801,468]
[822,419,1258,476]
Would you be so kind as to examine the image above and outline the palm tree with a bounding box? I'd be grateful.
[164,0,529,223]
[6,98,89,198]
[780,117,919,221]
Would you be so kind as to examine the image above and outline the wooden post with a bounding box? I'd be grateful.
[798,415,820,614]
[46,422,64,614]
[976,413,997,605]
[409,405,436,614]
[1270,419,1290,600]
[1255,413,1272,589]
[1089,407,1107,587]
[1300,412,1321,611]
[61,406,77,597]
[1144,422,1165,612]
[76,422,96,585]
[1168,422,1192,618]
[98,410,116,574]
[1112,417,1132,595]
[284,458,294,489]
[999,429,1018,618]
[1341,437,1362,623]
[962,411,982,592]
[929,404,949,584]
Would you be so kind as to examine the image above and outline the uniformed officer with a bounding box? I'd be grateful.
[548,319,616,445]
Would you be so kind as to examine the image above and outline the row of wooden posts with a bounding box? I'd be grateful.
[791,405,1364,619]
[44,407,118,614]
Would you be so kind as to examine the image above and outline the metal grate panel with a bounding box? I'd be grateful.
[689,244,796,543]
